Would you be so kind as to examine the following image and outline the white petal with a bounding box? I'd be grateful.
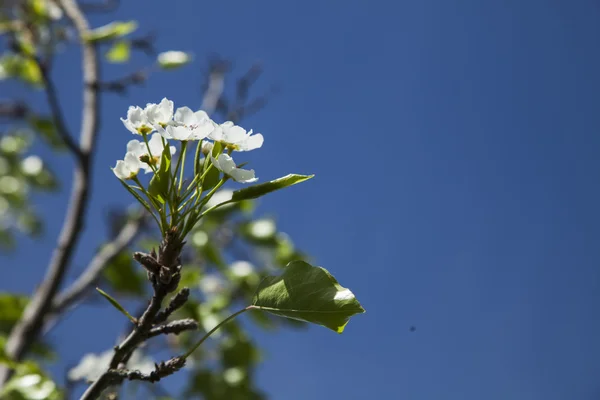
[124,152,141,172]
[145,98,174,124]
[239,133,263,151]
[120,118,138,135]
[212,153,236,174]
[126,139,145,156]
[174,107,195,125]
[190,122,214,140]
[194,110,211,121]
[113,160,130,180]
[166,125,192,141]
[127,106,147,126]
[148,132,165,155]
[208,126,224,141]
[169,145,177,156]
[230,167,257,183]
[223,125,247,144]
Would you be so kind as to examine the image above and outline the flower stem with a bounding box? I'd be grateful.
[182,307,252,359]
[178,141,188,193]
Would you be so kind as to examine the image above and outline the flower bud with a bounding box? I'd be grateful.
[201,141,213,156]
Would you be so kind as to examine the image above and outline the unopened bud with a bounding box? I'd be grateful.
[201,141,214,156]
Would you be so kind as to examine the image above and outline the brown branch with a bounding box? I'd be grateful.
[81,356,185,399]
[34,56,83,158]
[147,318,198,338]
[0,0,99,386]
[92,68,151,95]
[49,213,143,317]
[80,230,185,400]
[153,287,190,324]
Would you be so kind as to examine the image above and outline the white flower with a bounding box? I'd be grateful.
[21,155,43,176]
[161,107,214,141]
[210,153,257,183]
[144,98,173,128]
[127,132,176,173]
[157,51,192,69]
[209,121,263,151]
[120,106,153,135]
[113,152,142,180]
[113,133,176,179]
[230,261,254,278]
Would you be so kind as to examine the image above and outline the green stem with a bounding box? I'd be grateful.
[141,133,158,174]
[183,307,251,359]
[178,141,188,192]
[193,139,203,177]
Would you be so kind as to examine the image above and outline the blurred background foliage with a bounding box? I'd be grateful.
[0,1,307,398]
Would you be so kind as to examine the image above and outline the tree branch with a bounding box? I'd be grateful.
[49,213,143,317]
[80,230,185,399]
[147,318,198,338]
[0,0,99,386]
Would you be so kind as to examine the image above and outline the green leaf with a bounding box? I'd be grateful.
[0,293,28,334]
[84,21,137,43]
[28,116,65,150]
[201,164,221,193]
[251,261,364,333]
[102,251,145,296]
[148,145,172,204]
[106,40,131,63]
[96,288,137,324]
[232,174,314,201]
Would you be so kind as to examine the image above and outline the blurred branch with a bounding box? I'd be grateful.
[200,57,228,115]
[49,212,144,318]
[33,56,83,158]
[92,68,151,95]
[0,101,28,120]
[0,0,100,386]
[80,0,119,13]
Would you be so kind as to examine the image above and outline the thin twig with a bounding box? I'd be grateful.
[0,0,99,386]
[49,214,143,317]
[147,318,198,338]
[34,56,83,158]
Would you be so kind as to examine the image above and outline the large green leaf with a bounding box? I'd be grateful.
[251,261,364,333]
[231,174,313,201]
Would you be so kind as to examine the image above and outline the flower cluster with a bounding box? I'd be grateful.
[114,98,262,183]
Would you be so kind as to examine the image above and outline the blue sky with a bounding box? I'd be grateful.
[3,0,600,399]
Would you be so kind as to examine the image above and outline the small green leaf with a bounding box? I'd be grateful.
[106,40,131,63]
[96,288,137,324]
[251,261,365,333]
[28,116,65,150]
[148,145,172,204]
[84,21,137,43]
[232,174,314,201]
[201,165,220,192]
[0,293,28,334]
